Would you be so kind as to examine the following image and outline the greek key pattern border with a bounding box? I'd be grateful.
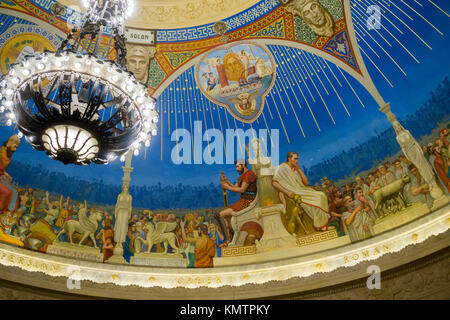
[296,230,339,247]
[222,245,257,257]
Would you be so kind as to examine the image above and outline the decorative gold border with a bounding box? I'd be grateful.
[296,229,338,247]
[222,245,257,257]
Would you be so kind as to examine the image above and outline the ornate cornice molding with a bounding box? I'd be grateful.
[0,235,448,299]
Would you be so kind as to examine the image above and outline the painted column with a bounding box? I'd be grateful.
[380,103,448,210]
[109,151,133,263]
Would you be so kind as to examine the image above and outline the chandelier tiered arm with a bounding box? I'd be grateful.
[0,0,158,165]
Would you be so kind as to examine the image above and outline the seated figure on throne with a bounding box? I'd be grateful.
[272,151,334,233]
[216,159,257,245]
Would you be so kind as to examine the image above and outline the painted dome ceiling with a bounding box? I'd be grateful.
[0,0,448,298]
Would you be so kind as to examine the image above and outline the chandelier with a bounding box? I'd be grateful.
[0,0,159,165]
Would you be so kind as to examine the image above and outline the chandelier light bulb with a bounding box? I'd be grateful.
[0,106,5,113]
[4,100,13,107]
[85,58,92,65]
[37,63,45,70]
[55,60,63,68]
[11,77,20,85]
[134,148,139,156]
[22,69,31,76]
[145,140,150,147]
[93,66,101,74]
[153,117,158,124]
[151,129,157,136]
[120,155,126,162]
[112,75,119,82]
[144,121,150,129]
[74,62,82,69]
[5,88,13,96]
[42,125,99,164]
[8,68,15,76]
[6,119,11,126]
[17,132,23,138]
[136,96,144,104]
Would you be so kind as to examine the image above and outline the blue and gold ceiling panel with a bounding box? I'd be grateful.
[3,0,69,32]
[150,0,363,96]
[0,13,35,35]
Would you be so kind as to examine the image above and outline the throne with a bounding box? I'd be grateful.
[228,193,260,246]
[229,138,297,251]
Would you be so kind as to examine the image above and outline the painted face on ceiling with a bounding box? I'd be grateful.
[302,2,326,27]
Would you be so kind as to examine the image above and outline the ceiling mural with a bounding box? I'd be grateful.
[151,0,366,97]
[0,0,447,154]
[0,0,377,138]
[194,41,276,123]
[0,0,448,294]
[2,1,364,93]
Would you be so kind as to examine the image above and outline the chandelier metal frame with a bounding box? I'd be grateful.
[0,0,159,165]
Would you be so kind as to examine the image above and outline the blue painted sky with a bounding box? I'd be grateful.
[1,0,449,187]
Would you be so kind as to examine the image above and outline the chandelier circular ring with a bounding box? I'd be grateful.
[0,0,159,165]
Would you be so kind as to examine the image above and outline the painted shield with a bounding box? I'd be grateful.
[195,41,276,123]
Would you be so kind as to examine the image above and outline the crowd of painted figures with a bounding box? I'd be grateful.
[0,189,117,262]
[122,210,224,268]
[0,128,448,268]
[308,127,450,242]
[0,185,223,266]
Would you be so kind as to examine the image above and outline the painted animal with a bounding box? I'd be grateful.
[372,175,411,217]
[54,210,103,248]
[135,221,179,254]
